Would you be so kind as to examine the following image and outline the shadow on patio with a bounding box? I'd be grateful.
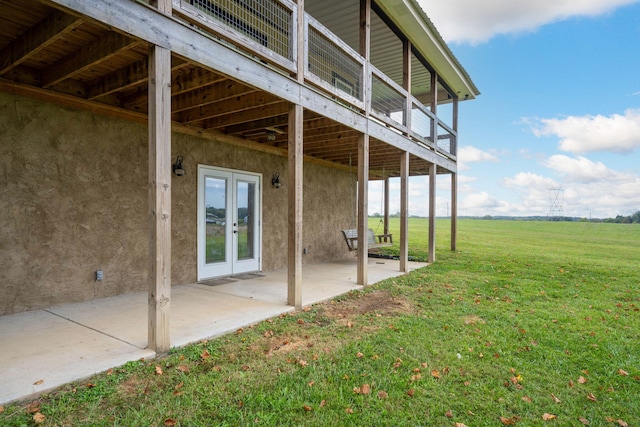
[0,258,426,404]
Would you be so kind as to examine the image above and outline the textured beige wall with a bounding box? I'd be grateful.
[0,92,354,315]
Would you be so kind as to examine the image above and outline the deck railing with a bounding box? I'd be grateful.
[171,0,456,160]
[370,65,406,131]
[305,15,364,109]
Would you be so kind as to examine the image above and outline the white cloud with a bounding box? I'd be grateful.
[531,109,640,154]
[419,0,640,44]
[499,160,640,218]
[544,155,613,183]
[458,145,499,163]
[457,145,499,171]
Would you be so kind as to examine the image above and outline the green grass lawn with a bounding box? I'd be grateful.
[2,219,639,426]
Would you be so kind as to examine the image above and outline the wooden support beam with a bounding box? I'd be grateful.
[399,151,409,272]
[451,95,459,250]
[288,103,303,309]
[0,10,82,75]
[428,163,436,264]
[87,58,149,100]
[172,81,256,113]
[177,90,273,122]
[43,32,137,88]
[357,132,369,286]
[360,0,371,115]
[451,172,457,251]
[148,44,172,353]
[202,101,290,129]
[384,176,390,239]
[121,64,220,109]
[403,39,412,135]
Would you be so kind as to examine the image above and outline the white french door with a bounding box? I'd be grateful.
[197,165,261,280]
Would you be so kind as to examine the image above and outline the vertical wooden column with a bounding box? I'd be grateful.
[428,72,438,264]
[357,0,371,286]
[428,163,436,263]
[451,96,459,251]
[403,39,412,135]
[383,177,390,239]
[357,133,369,285]
[451,172,457,251]
[399,152,409,272]
[288,103,303,309]
[287,0,305,309]
[148,43,172,353]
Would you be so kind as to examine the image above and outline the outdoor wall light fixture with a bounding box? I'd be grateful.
[271,172,281,188]
[173,156,185,176]
[266,130,277,142]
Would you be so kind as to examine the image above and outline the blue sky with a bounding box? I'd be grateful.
[370,0,640,218]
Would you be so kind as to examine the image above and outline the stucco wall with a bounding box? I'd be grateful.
[0,92,354,315]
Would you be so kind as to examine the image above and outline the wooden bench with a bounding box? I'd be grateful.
[341,228,393,251]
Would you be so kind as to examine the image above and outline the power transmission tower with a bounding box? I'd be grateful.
[549,187,564,221]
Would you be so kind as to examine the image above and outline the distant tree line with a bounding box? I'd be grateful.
[370,211,640,223]
[603,211,640,224]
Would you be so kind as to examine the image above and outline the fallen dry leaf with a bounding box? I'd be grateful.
[361,383,371,395]
[33,379,44,385]
[155,366,164,375]
[303,405,312,411]
[431,370,440,379]
[617,369,629,376]
[551,393,561,403]
[522,396,532,403]
[200,349,210,360]
[356,352,364,359]
[578,416,590,425]
[33,412,46,424]
[407,388,415,397]
[445,409,453,418]
[586,393,597,402]
[378,390,388,399]
[578,376,587,384]
[26,402,41,414]
[616,419,628,427]
[0,406,4,414]
[542,413,557,421]
[345,408,354,414]
[500,416,516,425]
[164,419,177,426]
[319,399,326,408]
[455,424,469,427]
[176,365,189,373]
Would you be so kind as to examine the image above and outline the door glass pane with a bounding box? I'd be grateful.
[236,180,255,260]
[204,176,227,264]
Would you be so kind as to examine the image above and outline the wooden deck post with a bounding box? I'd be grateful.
[399,151,409,272]
[383,177,390,239]
[451,172,457,251]
[428,163,436,263]
[357,133,369,285]
[428,72,438,264]
[357,0,371,286]
[147,43,172,353]
[288,103,303,309]
[451,96,459,251]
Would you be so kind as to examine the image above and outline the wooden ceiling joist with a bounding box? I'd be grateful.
[0,10,82,75]
[42,32,138,88]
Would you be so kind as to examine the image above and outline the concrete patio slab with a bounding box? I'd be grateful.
[0,310,154,405]
[0,258,427,405]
